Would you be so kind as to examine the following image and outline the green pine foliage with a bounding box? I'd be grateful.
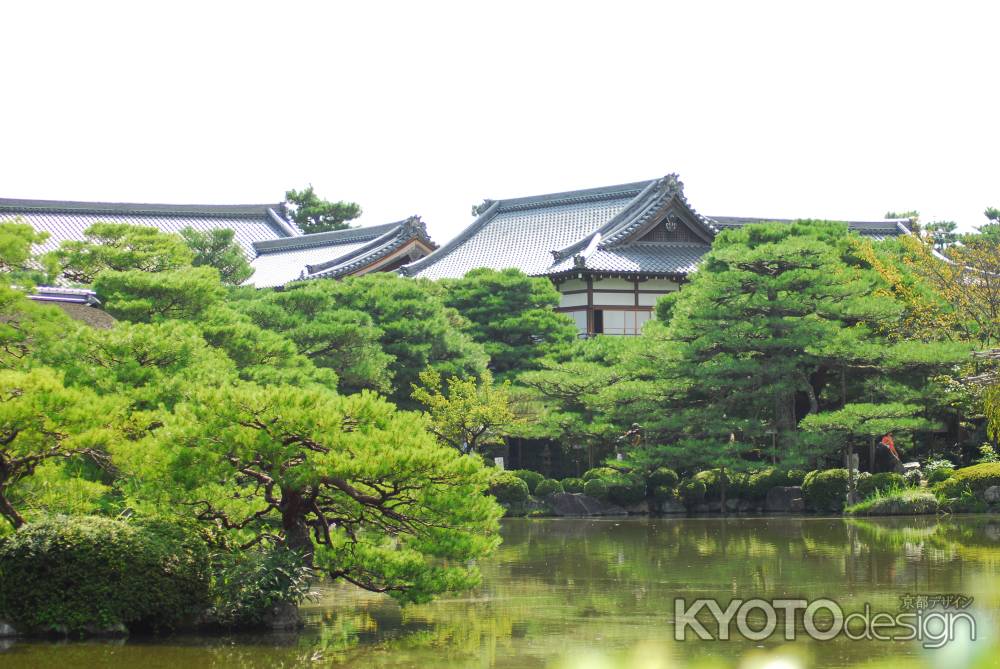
[180,227,254,285]
[284,185,361,234]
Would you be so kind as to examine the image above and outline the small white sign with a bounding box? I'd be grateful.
[494,457,504,470]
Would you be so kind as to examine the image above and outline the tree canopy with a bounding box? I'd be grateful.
[284,185,362,234]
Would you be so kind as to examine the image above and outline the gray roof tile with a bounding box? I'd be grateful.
[0,198,297,257]
[404,175,912,280]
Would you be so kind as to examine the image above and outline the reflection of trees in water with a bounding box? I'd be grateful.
[140,516,998,667]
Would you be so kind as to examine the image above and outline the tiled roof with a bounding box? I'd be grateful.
[0,198,299,257]
[403,175,913,279]
[248,217,436,288]
[402,182,650,279]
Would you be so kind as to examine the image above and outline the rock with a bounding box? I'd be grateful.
[765,486,805,513]
[83,622,128,637]
[984,486,1000,504]
[265,601,302,631]
[656,499,686,514]
[545,493,627,517]
[0,621,17,638]
[902,462,921,472]
[626,500,650,515]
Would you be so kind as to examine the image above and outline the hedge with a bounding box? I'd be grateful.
[509,470,544,494]
[489,471,529,504]
[678,478,706,508]
[534,479,564,497]
[583,478,608,500]
[857,472,906,499]
[802,469,850,512]
[582,467,620,482]
[0,515,210,634]
[561,477,585,494]
[646,467,679,490]
[604,474,646,506]
[935,463,1000,498]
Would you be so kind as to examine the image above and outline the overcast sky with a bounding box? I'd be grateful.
[3,1,998,242]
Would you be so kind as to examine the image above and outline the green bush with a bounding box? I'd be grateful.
[939,463,1000,495]
[534,479,564,497]
[561,477,585,494]
[651,485,677,502]
[207,547,314,629]
[693,470,722,500]
[646,467,679,490]
[785,469,806,486]
[801,469,850,513]
[488,471,529,504]
[509,470,544,494]
[927,467,955,484]
[903,468,922,487]
[846,489,939,516]
[582,467,619,482]
[583,478,608,500]
[745,468,794,501]
[857,472,906,499]
[0,515,210,634]
[605,473,646,506]
[678,478,706,508]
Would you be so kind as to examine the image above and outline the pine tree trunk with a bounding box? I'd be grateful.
[280,489,314,564]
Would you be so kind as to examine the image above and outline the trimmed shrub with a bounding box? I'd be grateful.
[489,471,529,504]
[583,478,608,500]
[802,469,850,513]
[678,478,706,508]
[0,515,210,634]
[534,479,564,498]
[939,463,1000,495]
[857,472,906,499]
[693,470,722,500]
[582,467,619,482]
[926,467,955,485]
[847,489,939,516]
[605,473,646,506]
[785,469,806,486]
[651,485,677,502]
[745,468,793,501]
[561,477,585,494]
[510,470,544,494]
[647,467,679,490]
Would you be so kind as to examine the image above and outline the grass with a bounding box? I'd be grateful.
[845,485,939,516]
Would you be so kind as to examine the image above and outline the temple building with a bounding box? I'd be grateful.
[0,198,435,288]
[403,174,912,336]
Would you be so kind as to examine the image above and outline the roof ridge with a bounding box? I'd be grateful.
[253,221,404,254]
[0,197,285,218]
[496,179,654,212]
[304,217,431,277]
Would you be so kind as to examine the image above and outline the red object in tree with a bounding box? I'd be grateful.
[881,434,900,460]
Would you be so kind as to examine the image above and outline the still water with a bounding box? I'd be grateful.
[2,516,998,669]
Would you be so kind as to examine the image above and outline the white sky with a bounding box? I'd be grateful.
[2,1,998,242]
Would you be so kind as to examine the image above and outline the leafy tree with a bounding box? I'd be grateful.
[120,382,502,603]
[441,268,577,377]
[284,185,361,234]
[412,368,519,455]
[923,220,960,250]
[800,403,936,501]
[317,274,487,408]
[93,267,225,322]
[180,227,254,285]
[0,220,53,283]
[0,368,118,529]
[229,283,391,394]
[616,221,965,475]
[49,223,193,283]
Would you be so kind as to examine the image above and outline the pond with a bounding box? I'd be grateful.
[2,516,998,668]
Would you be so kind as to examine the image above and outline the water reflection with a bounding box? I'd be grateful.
[2,516,999,668]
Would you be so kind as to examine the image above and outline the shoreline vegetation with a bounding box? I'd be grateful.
[0,210,997,641]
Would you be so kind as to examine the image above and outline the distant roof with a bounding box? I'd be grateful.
[403,175,912,279]
[26,287,116,329]
[247,217,437,288]
[0,197,300,257]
